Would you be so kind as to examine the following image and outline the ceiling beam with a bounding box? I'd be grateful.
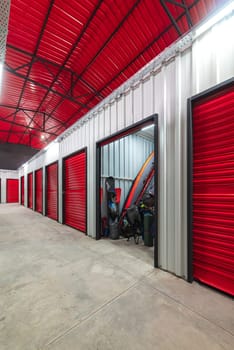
[0,104,66,128]
[0,116,57,136]
[6,44,104,100]
[21,109,42,130]
[4,64,90,108]
[160,0,193,35]
[160,0,182,35]
[181,0,193,28]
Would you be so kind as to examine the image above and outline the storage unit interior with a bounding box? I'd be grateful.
[97,118,157,265]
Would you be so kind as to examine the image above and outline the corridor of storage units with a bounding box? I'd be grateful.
[0,1,234,349]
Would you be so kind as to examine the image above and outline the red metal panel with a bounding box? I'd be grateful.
[28,172,33,209]
[46,162,58,221]
[21,176,24,205]
[64,151,87,232]
[6,179,19,203]
[35,168,43,213]
[192,84,234,296]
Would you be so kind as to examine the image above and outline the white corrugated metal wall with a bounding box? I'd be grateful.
[0,169,19,203]
[101,133,154,212]
[18,15,234,278]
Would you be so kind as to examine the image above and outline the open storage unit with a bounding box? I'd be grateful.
[96,115,158,266]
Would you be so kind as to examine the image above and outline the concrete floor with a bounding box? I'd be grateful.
[0,204,233,350]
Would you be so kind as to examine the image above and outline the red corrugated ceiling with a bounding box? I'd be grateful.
[1,0,227,149]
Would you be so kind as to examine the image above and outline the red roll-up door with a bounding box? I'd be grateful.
[64,150,87,232]
[192,84,234,296]
[35,168,43,214]
[46,162,58,221]
[21,176,24,205]
[28,172,33,209]
[6,179,19,203]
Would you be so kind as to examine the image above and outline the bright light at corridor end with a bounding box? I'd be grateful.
[195,0,234,37]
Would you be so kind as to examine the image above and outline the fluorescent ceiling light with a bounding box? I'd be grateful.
[195,1,234,37]
[142,124,154,131]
